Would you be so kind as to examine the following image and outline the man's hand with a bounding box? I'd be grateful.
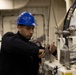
[38,49,45,58]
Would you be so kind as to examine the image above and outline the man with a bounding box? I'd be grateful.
[1,12,45,75]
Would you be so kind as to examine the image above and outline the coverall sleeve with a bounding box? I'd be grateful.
[10,37,39,55]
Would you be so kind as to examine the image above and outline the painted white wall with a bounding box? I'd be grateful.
[26,0,50,7]
[33,15,44,39]
[49,0,66,44]
[65,0,73,12]
[3,16,17,34]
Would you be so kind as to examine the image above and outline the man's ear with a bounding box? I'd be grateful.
[17,25,22,32]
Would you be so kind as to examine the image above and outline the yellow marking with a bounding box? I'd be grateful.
[65,73,72,75]
[70,8,73,10]
[62,72,64,75]
[67,18,70,20]
[62,72,72,75]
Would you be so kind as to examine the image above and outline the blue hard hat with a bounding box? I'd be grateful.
[17,12,37,26]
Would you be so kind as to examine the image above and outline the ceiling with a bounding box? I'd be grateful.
[0,0,29,10]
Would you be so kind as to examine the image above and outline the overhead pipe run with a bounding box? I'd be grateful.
[0,0,29,10]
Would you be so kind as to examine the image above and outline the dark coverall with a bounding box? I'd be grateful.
[1,32,40,75]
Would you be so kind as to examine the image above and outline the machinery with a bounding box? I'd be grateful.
[59,26,76,67]
[43,0,76,72]
[43,26,76,75]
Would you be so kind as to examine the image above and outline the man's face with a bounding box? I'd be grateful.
[18,25,34,39]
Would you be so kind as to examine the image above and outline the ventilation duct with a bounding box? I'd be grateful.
[0,0,29,10]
